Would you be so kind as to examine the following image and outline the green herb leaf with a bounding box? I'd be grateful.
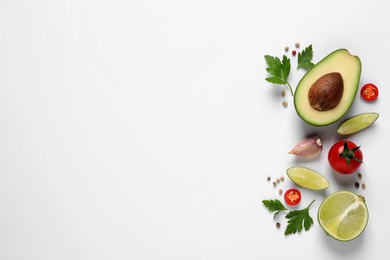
[281,55,291,80]
[284,200,315,235]
[262,199,288,218]
[264,55,293,96]
[297,44,315,70]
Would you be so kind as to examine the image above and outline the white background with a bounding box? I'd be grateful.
[1,0,389,259]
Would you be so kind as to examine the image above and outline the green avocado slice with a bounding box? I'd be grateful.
[294,49,361,126]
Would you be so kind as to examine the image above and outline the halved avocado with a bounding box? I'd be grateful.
[294,49,361,126]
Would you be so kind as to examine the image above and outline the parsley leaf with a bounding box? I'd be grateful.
[297,44,315,70]
[264,55,293,96]
[262,199,288,218]
[284,200,315,235]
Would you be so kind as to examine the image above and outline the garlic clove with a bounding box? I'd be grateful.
[289,135,322,158]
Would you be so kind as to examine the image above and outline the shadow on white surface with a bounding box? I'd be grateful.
[322,229,366,255]
[331,169,358,185]
[296,118,340,143]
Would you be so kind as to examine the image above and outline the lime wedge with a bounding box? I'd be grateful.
[318,191,368,241]
[337,112,379,135]
[286,167,330,190]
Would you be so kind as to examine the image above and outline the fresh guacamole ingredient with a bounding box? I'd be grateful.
[318,191,368,241]
[288,135,322,158]
[263,198,315,236]
[285,200,315,235]
[297,44,314,70]
[361,83,379,101]
[284,188,301,206]
[286,166,330,190]
[294,49,361,126]
[262,199,288,218]
[328,140,363,174]
[264,54,293,96]
[337,112,379,135]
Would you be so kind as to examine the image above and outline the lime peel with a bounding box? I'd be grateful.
[318,191,368,242]
[337,112,379,135]
[286,166,330,190]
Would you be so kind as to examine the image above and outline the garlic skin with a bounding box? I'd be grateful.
[288,136,322,158]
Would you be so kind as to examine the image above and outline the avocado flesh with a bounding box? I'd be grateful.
[294,49,361,126]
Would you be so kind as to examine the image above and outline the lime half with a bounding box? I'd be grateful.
[337,112,379,135]
[318,191,368,241]
[286,166,330,190]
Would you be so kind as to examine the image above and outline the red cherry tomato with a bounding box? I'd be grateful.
[361,83,378,101]
[284,188,301,206]
[328,140,363,174]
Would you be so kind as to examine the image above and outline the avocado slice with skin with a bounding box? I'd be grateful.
[294,49,361,126]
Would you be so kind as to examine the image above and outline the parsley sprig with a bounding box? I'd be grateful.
[262,199,288,218]
[264,55,293,96]
[264,44,315,96]
[262,199,315,236]
[284,200,315,235]
[297,44,315,70]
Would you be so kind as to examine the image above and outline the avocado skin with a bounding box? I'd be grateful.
[294,49,361,127]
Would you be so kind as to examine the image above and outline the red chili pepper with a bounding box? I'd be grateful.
[360,83,378,101]
[284,188,301,206]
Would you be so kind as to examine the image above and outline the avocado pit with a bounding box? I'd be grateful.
[308,72,344,111]
[294,49,361,126]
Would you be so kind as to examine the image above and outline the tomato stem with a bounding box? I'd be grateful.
[339,142,363,165]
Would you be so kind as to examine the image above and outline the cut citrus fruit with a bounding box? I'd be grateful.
[318,191,368,241]
[286,166,330,190]
[337,112,379,135]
